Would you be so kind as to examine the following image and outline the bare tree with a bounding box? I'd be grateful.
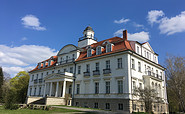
[133,87,162,113]
[166,56,185,112]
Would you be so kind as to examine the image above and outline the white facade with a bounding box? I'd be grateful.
[27,27,168,113]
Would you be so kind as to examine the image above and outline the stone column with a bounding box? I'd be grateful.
[49,82,53,96]
[62,80,66,97]
[55,81,59,97]
[43,83,47,97]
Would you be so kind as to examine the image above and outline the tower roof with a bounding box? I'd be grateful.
[84,26,94,32]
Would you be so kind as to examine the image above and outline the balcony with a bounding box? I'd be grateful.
[84,72,90,77]
[103,69,111,75]
[93,70,100,76]
[34,79,38,84]
[79,35,98,41]
[57,58,75,65]
[39,79,43,83]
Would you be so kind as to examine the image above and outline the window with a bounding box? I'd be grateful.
[66,56,68,61]
[76,84,80,94]
[96,47,102,55]
[95,82,99,94]
[118,103,123,110]
[78,66,81,74]
[41,73,43,79]
[95,62,99,71]
[133,81,136,90]
[46,72,49,75]
[87,49,92,57]
[147,52,149,59]
[72,54,75,59]
[105,103,110,109]
[43,62,45,68]
[70,67,73,73]
[106,60,110,69]
[60,57,63,61]
[48,60,51,66]
[131,59,135,69]
[34,88,36,96]
[86,64,90,72]
[52,71,54,74]
[38,63,41,69]
[137,46,139,54]
[94,103,98,108]
[139,83,142,89]
[36,74,38,79]
[64,69,67,72]
[117,58,122,69]
[106,44,112,52]
[156,70,158,77]
[133,104,136,111]
[105,81,110,94]
[118,80,123,93]
[30,88,32,96]
[144,50,146,57]
[76,102,79,106]
[141,104,143,111]
[69,85,72,94]
[138,62,141,72]
[39,87,41,95]
[58,70,60,73]
[32,75,34,81]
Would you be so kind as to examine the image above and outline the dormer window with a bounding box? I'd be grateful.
[87,49,92,57]
[43,62,45,68]
[48,60,51,66]
[96,46,102,55]
[38,63,41,69]
[106,44,112,53]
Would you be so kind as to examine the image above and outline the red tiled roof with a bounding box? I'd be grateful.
[76,37,134,61]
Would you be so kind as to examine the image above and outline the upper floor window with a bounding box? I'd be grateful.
[87,49,92,57]
[106,60,110,69]
[118,80,123,93]
[60,57,63,62]
[66,56,68,62]
[72,54,75,60]
[38,63,41,69]
[48,60,51,66]
[76,84,80,94]
[32,75,34,81]
[105,81,110,94]
[86,64,90,72]
[137,46,139,54]
[96,47,102,55]
[106,44,112,53]
[95,62,99,71]
[131,59,135,69]
[117,58,122,69]
[58,70,60,73]
[46,72,49,75]
[36,74,38,79]
[52,71,54,74]
[138,62,141,72]
[133,81,136,90]
[41,73,43,79]
[95,82,99,94]
[43,62,45,68]
[78,66,81,74]
[70,67,73,73]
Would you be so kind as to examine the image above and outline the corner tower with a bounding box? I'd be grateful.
[78,26,98,48]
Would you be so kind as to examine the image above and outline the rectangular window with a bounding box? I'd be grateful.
[70,67,73,73]
[76,84,80,94]
[95,82,99,94]
[118,103,123,110]
[106,44,112,52]
[97,47,101,55]
[34,88,36,96]
[138,62,141,72]
[106,60,110,69]
[39,87,41,95]
[131,59,135,69]
[94,103,98,108]
[118,80,123,93]
[95,62,99,71]
[64,69,66,72]
[106,81,110,94]
[78,66,81,74]
[117,58,122,69]
[30,88,32,96]
[139,83,142,89]
[41,73,43,79]
[133,104,136,111]
[58,70,60,73]
[105,103,110,109]
[87,49,92,57]
[32,75,34,81]
[137,46,139,54]
[72,54,75,59]
[36,74,38,79]
[86,64,90,72]
[47,72,49,75]
[133,81,136,91]
[52,71,54,74]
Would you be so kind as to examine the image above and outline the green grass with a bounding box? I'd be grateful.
[50,105,102,110]
[0,106,87,114]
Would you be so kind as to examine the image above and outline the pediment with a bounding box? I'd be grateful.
[142,42,154,53]
[44,73,64,80]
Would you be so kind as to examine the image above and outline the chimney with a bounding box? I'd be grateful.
[123,30,127,40]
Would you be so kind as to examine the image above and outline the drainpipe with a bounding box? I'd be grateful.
[72,62,76,106]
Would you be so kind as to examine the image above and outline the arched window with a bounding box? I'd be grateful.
[87,49,92,57]
[106,44,112,52]
[96,47,102,55]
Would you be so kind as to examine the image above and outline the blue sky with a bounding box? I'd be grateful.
[1,0,185,77]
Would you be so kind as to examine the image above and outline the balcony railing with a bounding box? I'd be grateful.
[34,79,38,84]
[93,70,100,76]
[103,69,111,74]
[145,71,162,80]
[84,72,90,77]
[79,35,98,41]
[57,58,74,65]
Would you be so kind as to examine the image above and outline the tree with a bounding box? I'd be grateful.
[0,67,4,103]
[166,56,185,112]
[9,71,30,103]
[133,87,162,113]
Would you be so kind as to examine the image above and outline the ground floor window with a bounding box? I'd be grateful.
[30,88,32,96]
[76,102,79,106]
[118,103,123,110]
[141,104,144,111]
[105,103,110,109]
[133,104,136,111]
[94,102,98,108]
[39,87,41,96]
[34,88,36,96]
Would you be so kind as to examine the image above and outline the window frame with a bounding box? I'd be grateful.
[96,46,102,55]
[105,81,110,94]
[106,60,110,69]
[87,49,92,57]
[95,82,99,94]
[117,58,122,69]
[118,80,123,93]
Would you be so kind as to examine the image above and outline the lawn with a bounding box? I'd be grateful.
[0,106,88,114]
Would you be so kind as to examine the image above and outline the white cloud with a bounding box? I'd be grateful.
[21,37,27,41]
[114,18,130,24]
[114,29,149,42]
[148,10,185,35]
[133,22,144,28]
[21,15,46,31]
[128,31,149,42]
[147,10,164,25]
[0,44,57,77]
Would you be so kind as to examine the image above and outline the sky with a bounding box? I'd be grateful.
[1,0,185,77]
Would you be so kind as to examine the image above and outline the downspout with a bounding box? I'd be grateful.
[72,62,76,106]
